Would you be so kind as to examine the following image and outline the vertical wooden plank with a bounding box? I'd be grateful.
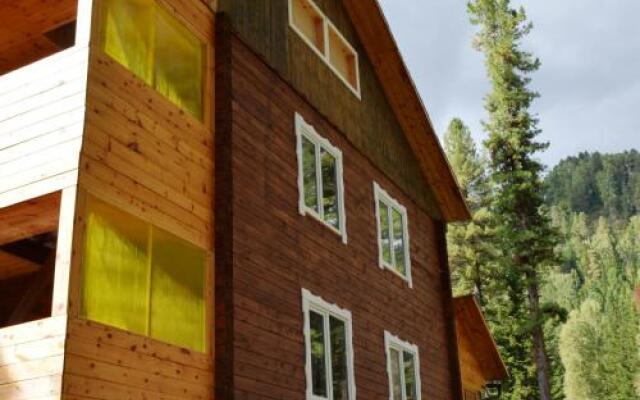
[51,186,78,316]
[75,0,96,47]
[66,189,87,318]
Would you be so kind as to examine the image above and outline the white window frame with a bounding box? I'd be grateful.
[384,331,422,400]
[296,113,347,244]
[374,182,412,287]
[288,0,361,99]
[302,289,356,400]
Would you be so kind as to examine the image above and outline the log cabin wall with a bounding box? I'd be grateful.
[215,27,459,398]
[0,317,67,400]
[60,0,216,398]
[217,0,442,220]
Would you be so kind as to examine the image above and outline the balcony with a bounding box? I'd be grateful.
[0,0,86,208]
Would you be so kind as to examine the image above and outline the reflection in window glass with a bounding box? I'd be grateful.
[392,208,406,276]
[376,185,410,283]
[302,137,319,212]
[154,6,203,119]
[390,348,402,400]
[297,117,344,240]
[379,201,391,264]
[403,351,417,400]
[310,311,328,397]
[321,149,339,229]
[330,316,349,400]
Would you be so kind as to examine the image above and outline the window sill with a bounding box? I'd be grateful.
[379,261,413,288]
[300,206,347,244]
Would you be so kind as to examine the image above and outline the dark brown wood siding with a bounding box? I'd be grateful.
[216,0,441,219]
[215,28,460,399]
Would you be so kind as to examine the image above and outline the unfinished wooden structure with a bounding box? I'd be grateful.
[1,0,471,399]
[454,296,508,399]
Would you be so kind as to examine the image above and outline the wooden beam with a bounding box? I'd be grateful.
[0,191,61,246]
[0,250,40,280]
[6,252,55,326]
[51,186,78,316]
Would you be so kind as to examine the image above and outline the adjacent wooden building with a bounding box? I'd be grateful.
[0,0,475,399]
[454,296,508,399]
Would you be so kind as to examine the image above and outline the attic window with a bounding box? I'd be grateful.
[289,0,361,98]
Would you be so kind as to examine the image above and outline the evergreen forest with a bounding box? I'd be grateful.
[446,1,640,398]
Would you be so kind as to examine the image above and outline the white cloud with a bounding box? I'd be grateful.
[379,0,640,168]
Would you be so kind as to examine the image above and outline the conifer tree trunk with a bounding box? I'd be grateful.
[526,269,552,400]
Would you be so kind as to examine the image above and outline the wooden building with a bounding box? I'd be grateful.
[0,0,471,399]
[454,296,508,399]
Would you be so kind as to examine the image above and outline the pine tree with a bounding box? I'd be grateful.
[467,1,557,398]
[443,118,495,303]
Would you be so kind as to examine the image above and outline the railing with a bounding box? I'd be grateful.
[0,46,89,208]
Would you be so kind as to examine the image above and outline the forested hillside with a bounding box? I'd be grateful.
[544,151,640,220]
[542,152,640,399]
[445,117,640,399]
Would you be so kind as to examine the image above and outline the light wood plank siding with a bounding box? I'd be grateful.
[0,47,89,208]
[0,317,67,400]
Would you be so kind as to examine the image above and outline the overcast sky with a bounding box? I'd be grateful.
[378,0,640,168]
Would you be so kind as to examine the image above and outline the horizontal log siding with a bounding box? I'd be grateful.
[0,47,89,208]
[0,317,67,400]
[217,33,458,400]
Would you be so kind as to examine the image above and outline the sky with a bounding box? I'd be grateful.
[378,0,640,169]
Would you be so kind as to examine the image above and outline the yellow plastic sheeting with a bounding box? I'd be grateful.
[81,198,207,352]
[102,0,154,85]
[154,6,204,120]
[81,198,150,335]
[150,228,206,352]
[101,0,204,120]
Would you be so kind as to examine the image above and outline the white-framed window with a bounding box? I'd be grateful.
[288,0,361,98]
[374,182,412,286]
[384,331,421,400]
[302,289,356,400]
[296,113,347,244]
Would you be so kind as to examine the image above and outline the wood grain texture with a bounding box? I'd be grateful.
[215,30,462,399]
[0,0,77,74]
[0,317,66,400]
[0,46,88,209]
[217,0,445,220]
[454,296,508,393]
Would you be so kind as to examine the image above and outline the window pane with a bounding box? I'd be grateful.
[310,311,328,397]
[390,348,402,400]
[321,148,339,229]
[150,228,206,352]
[379,201,392,264]
[154,6,204,120]
[392,208,406,276]
[102,0,154,84]
[302,136,319,213]
[82,199,149,335]
[330,316,349,400]
[403,351,418,400]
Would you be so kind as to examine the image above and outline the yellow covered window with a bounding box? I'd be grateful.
[102,0,204,120]
[81,197,207,352]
